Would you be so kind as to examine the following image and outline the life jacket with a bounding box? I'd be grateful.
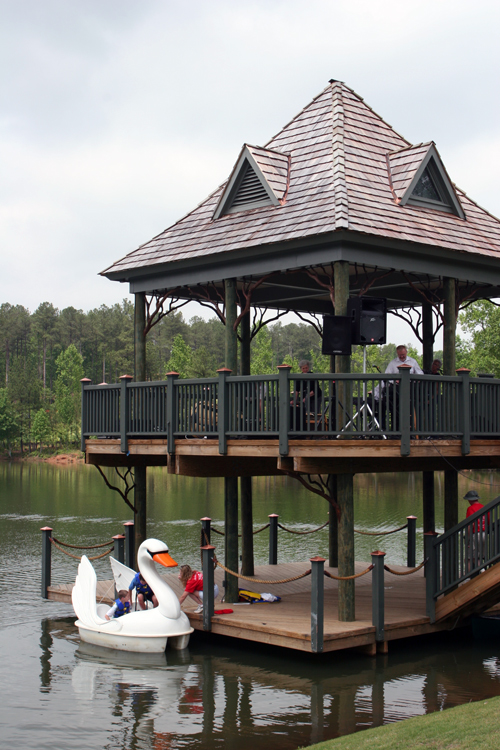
[238,588,281,604]
[132,573,153,598]
[114,599,131,617]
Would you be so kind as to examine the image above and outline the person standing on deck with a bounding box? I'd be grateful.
[465,490,487,571]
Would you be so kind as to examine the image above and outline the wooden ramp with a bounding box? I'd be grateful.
[47,560,461,654]
[435,561,500,622]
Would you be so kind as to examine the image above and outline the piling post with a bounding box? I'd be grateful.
[224,476,239,603]
[201,517,211,546]
[371,551,386,642]
[41,526,53,598]
[277,365,291,456]
[310,556,325,653]
[123,522,135,568]
[201,544,215,631]
[80,378,91,453]
[407,516,417,568]
[269,514,278,565]
[119,375,133,453]
[113,535,125,564]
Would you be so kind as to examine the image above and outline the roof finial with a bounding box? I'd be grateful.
[329,79,337,84]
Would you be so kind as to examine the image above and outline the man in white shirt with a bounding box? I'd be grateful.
[385,345,423,376]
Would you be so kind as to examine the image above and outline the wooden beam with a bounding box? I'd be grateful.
[171,455,286,477]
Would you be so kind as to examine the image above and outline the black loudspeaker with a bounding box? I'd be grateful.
[322,316,352,355]
[347,297,387,345]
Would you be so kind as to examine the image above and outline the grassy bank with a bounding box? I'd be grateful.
[304,696,500,750]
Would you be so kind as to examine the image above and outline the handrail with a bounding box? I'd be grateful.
[81,368,498,457]
[426,494,500,620]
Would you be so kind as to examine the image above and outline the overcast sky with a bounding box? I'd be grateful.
[2,0,500,349]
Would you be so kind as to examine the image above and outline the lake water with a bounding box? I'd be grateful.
[1,461,500,749]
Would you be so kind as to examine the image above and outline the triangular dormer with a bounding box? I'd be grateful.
[387,143,465,219]
[213,144,290,219]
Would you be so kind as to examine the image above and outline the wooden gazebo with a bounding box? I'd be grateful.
[90,80,500,619]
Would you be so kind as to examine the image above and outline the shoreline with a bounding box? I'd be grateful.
[0,450,84,465]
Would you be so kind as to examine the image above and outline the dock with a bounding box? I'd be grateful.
[47,560,459,655]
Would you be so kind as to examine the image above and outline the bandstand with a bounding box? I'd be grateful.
[82,81,500,636]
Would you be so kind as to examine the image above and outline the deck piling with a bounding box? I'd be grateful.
[41,526,52,599]
[310,556,325,653]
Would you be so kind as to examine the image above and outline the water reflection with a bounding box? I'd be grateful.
[38,617,500,749]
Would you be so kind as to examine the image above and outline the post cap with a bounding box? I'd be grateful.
[80,378,92,383]
[371,550,386,556]
[268,513,279,518]
[112,534,125,540]
[216,368,232,373]
[310,555,325,562]
[407,515,417,520]
[119,374,134,380]
[397,364,412,370]
[277,364,292,369]
[200,544,216,551]
[40,526,53,531]
[456,368,471,373]
[165,371,179,376]
[201,516,212,521]
[123,521,134,527]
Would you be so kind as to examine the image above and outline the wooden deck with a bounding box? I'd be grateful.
[47,560,461,654]
[85,438,500,475]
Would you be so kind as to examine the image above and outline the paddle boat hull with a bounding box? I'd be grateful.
[75,619,192,653]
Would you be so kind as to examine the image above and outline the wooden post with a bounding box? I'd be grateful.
[423,472,435,533]
[371,551,385,642]
[201,544,215,631]
[240,310,254,577]
[113,534,125,564]
[124,521,135,568]
[328,474,338,568]
[119,374,132,453]
[443,278,456,377]
[310,556,325,653]
[457,368,471,455]
[225,278,238,374]
[166,371,179,455]
[269,514,278,564]
[278,365,291,455]
[334,260,355,622]
[134,292,147,562]
[217,368,231,455]
[424,532,438,621]
[337,472,355,621]
[444,469,458,531]
[422,302,434,374]
[41,526,52,598]
[407,516,417,568]
[80,378,91,453]
[201,517,211,546]
[398,364,411,455]
[224,476,239,603]
[240,476,254,576]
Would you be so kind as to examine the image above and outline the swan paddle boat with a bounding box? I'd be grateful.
[72,538,193,653]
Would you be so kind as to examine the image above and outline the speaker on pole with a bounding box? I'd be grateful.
[347,297,387,345]
[322,316,352,356]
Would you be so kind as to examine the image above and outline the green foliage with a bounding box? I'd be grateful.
[0,389,18,452]
[188,346,217,378]
[459,300,500,376]
[54,344,84,442]
[31,408,51,450]
[250,327,275,374]
[166,334,192,378]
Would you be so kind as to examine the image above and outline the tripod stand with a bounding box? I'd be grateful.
[336,347,387,438]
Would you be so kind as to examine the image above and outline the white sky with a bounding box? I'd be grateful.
[2,0,500,350]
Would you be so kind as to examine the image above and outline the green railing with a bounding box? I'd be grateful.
[425,494,500,622]
[81,367,500,456]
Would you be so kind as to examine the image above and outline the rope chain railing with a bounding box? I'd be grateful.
[384,559,427,576]
[354,523,408,536]
[50,537,114,561]
[324,565,374,581]
[211,521,408,537]
[215,560,312,585]
[51,536,114,550]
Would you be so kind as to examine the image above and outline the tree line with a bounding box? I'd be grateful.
[13,296,500,454]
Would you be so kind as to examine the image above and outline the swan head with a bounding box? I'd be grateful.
[138,538,178,569]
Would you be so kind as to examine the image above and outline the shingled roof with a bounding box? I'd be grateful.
[102,81,500,296]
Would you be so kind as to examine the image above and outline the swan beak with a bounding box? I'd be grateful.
[153,551,178,568]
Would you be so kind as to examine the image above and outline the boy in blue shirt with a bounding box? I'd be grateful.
[128,572,159,609]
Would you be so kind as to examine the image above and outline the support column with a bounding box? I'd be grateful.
[443,278,458,531]
[422,471,435,533]
[422,302,436,535]
[328,474,338,567]
[334,260,355,621]
[224,279,239,602]
[240,309,254,576]
[134,292,147,563]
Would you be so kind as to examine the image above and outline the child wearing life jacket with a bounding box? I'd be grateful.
[128,572,159,610]
[178,564,219,613]
[105,590,131,620]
